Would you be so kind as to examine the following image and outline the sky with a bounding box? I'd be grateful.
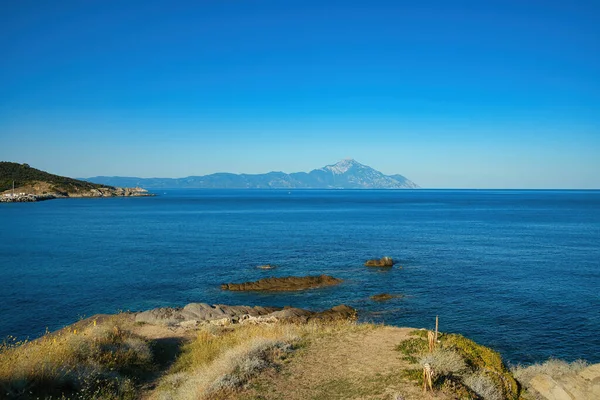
[0,0,599,188]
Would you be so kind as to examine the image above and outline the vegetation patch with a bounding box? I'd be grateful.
[398,368,423,384]
[395,330,521,400]
[440,333,519,400]
[395,336,428,363]
[0,315,153,399]
[0,162,110,193]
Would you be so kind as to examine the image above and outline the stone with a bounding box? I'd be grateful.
[579,363,600,382]
[135,307,185,326]
[529,374,572,400]
[364,257,395,267]
[527,366,600,400]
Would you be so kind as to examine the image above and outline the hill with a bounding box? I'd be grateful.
[0,162,150,200]
[0,162,110,193]
[83,159,420,189]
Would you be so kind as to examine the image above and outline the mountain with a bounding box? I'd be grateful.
[83,159,420,189]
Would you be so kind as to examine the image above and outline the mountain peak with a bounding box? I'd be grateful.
[324,159,364,174]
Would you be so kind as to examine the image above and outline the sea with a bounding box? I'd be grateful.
[0,189,598,366]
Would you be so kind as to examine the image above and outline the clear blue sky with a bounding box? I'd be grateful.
[1,0,598,188]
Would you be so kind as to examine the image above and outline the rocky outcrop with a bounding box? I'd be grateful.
[364,257,395,267]
[1,180,152,201]
[69,186,151,198]
[135,302,357,327]
[221,274,342,291]
[527,364,600,400]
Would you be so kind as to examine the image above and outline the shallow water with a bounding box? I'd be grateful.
[1,189,598,365]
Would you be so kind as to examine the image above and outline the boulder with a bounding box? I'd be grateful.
[527,363,600,400]
[221,274,342,291]
[529,375,574,400]
[135,307,185,326]
[364,257,395,267]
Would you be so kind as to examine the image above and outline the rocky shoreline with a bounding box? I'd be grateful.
[1,299,598,400]
[0,194,56,203]
[135,302,357,327]
[0,186,153,202]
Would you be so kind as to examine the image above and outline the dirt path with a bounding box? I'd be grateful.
[130,323,196,400]
[237,326,452,400]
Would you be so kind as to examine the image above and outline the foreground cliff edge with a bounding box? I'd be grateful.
[0,162,152,202]
[2,303,597,400]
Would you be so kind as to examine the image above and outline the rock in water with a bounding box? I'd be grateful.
[364,257,395,267]
[370,293,403,302]
[221,274,342,291]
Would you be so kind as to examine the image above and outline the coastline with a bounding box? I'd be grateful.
[1,304,597,400]
[0,194,56,203]
[0,186,153,202]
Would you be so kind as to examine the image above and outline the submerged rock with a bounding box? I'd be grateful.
[370,293,403,302]
[364,257,395,267]
[221,274,342,291]
[135,302,357,327]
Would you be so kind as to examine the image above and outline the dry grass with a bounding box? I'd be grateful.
[0,315,153,399]
[232,325,426,400]
[153,319,373,400]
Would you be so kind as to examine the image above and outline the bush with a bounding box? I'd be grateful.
[209,339,292,392]
[420,349,467,376]
[463,372,503,400]
[440,333,519,400]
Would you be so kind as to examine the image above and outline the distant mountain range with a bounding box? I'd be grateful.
[83,159,419,189]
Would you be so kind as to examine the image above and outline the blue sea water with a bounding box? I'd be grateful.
[0,189,598,365]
